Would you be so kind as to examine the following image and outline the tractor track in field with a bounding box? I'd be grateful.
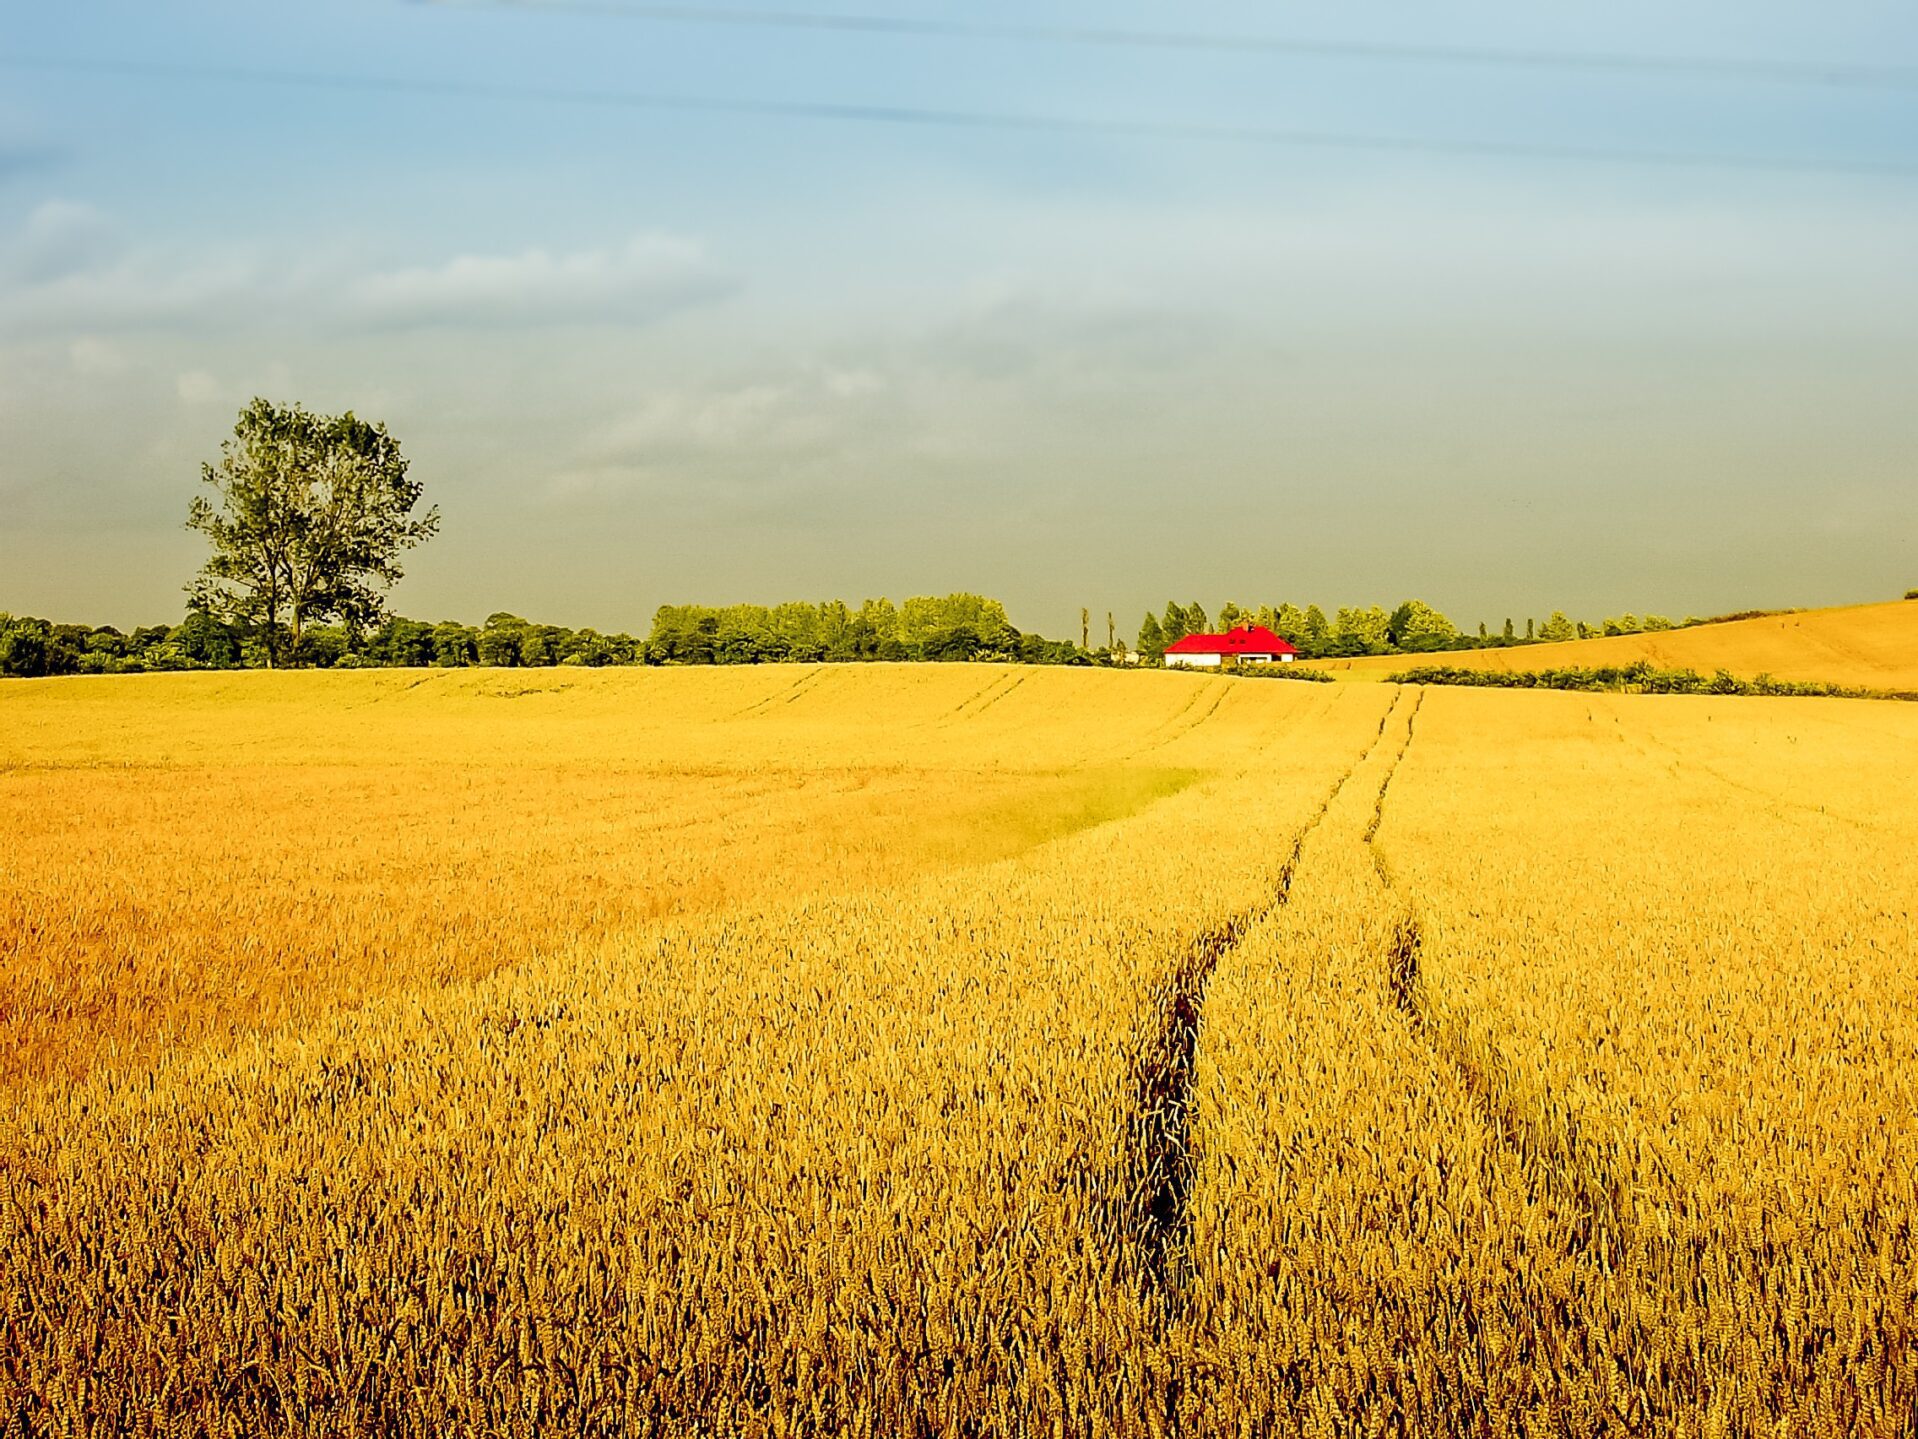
[1120,690,1405,1296]
[966,671,1029,717]
[935,669,1016,722]
[1142,682,1237,755]
[730,667,825,718]
[1119,678,1217,758]
[1361,693,1630,1267]
[936,670,1029,725]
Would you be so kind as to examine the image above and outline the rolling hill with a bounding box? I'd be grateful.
[1302,598,1918,689]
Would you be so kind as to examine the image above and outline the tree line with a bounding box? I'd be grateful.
[0,595,1750,679]
[1138,599,1736,661]
[0,594,1102,678]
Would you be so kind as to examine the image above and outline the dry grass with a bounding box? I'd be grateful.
[1304,597,1918,688]
[4,667,1916,1436]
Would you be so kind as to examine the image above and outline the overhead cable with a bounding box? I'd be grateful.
[3,53,1913,178]
[422,0,1918,92]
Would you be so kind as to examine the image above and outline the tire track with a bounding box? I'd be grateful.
[1361,694,1629,1265]
[966,671,1029,718]
[729,667,825,718]
[936,669,1019,724]
[1119,679,1214,758]
[1139,682,1236,756]
[1119,690,1405,1295]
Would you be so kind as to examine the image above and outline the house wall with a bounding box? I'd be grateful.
[1166,652,1223,668]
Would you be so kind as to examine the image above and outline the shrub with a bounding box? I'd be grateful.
[1235,665,1335,683]
[1387,662,1918,703]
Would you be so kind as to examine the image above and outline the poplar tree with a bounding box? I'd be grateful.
[1139,612,1167,658]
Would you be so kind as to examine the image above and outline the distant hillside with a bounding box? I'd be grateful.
[1303,600,1918,689]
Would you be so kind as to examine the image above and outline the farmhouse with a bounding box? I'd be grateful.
[1164,625,1300,669]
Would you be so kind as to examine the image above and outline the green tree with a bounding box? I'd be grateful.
[1502,618,1516,642]
[1301,605,1331,653]
[1538,611,1578,642]
[371,616,436,666]
[170,611,241,666]
[1161,603,1189,644]
[432,621,476,666]
[0,616,51,678]
[1332,605,1391,654]
[84,627,130,660]
[898,594,1010,651]
[186,399,438,666]
[1217,601,1243,632]
[1138,612,1166,658]
[1387,599,1459,653]
[518,629,557,666]
[858,598,899,645]
[478,614,525,667]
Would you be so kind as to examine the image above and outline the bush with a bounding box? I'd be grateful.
[1906,589,1918,600]
[1387,661,1918,703]
[1235,665,1335,683]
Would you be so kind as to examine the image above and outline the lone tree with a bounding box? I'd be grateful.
[187,398,438,665]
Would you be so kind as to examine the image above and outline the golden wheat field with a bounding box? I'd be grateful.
[4,664,1917,1437]
[1304,597,1918,688]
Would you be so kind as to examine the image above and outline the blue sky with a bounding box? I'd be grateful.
[3,0,1915,635]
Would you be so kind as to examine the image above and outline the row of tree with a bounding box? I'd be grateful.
[645,595,1089,666]
[2,595,1766,679]
[1138,600,1703,661]
[0,594,1101,678]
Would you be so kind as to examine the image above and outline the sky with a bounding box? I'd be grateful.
[2,0,1914,639]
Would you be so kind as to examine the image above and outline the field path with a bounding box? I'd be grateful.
[1121,690,1404,1292]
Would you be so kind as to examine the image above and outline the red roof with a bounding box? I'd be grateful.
[1164,625,1299,657]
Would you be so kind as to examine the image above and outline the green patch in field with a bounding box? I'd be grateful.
[905,765,1206,871]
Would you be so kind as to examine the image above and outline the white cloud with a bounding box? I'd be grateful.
[6,248,274,331]
[824,367,887,398]
[582,362,903,467]
[175,370,223,404]
[10,199,118,285]
[171,361,293,408]
[68,337,127,376]
[350,234,736,329]
[545,363,912,511]
[2,208,733,336]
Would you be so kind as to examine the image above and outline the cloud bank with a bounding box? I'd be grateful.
[1,211,735,334]
[350,235,735,329]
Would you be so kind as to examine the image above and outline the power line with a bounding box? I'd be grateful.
[3,52,1914,178]
[420,0,1918,92]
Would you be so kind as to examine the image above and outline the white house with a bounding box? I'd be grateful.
[1163,625,1300,669]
